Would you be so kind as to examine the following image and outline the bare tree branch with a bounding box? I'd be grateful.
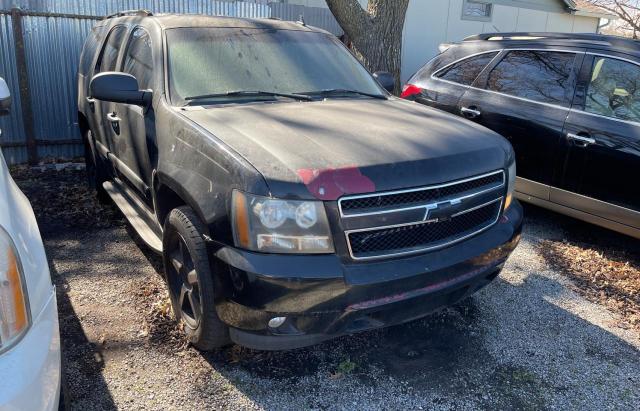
[588,0,640,38]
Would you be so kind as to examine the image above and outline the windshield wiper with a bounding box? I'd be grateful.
[299,88,387,100]
[184,90,313,104]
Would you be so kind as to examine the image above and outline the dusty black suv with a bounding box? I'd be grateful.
[402,32,640,239]
[77,12,522,350]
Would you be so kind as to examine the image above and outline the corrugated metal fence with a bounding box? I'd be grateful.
[0,1,342,164]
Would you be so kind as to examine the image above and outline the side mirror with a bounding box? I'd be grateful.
[373,71,395,93]
[90,72,151,106]
[0,78,11,116]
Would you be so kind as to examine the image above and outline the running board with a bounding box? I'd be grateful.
[103,180,163,253]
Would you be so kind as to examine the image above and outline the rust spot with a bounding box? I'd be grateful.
[297,166,375,200]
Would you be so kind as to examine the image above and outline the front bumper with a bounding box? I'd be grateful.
[213,201,523,350]
[0,289,61,411]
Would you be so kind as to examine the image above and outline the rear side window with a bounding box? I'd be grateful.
[123,28,153,90]
[585,56,640,123]
[485,50,576,106]
[79,26,104,75]
[436,52,498,86]
[97,26,127,73]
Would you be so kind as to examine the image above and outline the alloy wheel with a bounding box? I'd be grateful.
[167,235,202,328]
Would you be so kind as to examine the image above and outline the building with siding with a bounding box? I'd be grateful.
[283,0,615,81]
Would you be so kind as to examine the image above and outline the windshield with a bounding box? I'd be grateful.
[166,28,385,105]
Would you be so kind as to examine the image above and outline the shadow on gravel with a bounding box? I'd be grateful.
[52,264,117,410]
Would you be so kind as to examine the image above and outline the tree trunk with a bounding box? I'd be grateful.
[325,0,409,93]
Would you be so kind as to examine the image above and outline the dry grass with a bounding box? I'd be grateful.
[541,239,640,330]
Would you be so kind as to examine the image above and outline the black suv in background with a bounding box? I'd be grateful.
[77,12,522,350]
[402,32,640,239]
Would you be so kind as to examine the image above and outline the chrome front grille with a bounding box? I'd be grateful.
[340,171,505,260]
[339,171,504,217]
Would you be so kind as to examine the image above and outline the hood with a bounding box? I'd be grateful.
[181,98,512,200]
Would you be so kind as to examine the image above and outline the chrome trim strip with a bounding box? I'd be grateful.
[568,107,640,126]
[585,51,640,67]
[514,176,550,201]
[431,48,584,110]
[451,197,502,217]
[345,198,504,261]
[338,170,505,218]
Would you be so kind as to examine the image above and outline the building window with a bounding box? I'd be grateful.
[462,0,493,22]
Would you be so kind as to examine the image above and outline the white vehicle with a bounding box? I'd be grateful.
[0,77,62,410]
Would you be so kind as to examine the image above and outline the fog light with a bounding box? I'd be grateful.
[268,316,287,328]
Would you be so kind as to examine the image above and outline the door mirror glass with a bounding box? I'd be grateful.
[373,71,395,93]
[0,78,11,115]
[90,72,151,106]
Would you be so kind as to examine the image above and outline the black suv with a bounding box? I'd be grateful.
[77,12,522,350]
[402,32,640,239]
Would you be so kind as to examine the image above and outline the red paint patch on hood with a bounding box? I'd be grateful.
[297,166,376,200]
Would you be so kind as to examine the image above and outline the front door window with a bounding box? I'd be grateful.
[585,56,640,123]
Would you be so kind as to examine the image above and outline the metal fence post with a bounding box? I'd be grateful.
[10,7,37,165]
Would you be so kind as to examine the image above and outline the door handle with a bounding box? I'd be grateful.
[106,112,121,123]
[567,133,596,147]
[461,106,481,119]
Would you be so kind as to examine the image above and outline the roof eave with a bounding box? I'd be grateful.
[571,10,619,20]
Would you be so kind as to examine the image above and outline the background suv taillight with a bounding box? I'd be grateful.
[400,84,422,99]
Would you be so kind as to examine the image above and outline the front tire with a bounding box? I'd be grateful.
[162,206,230,350]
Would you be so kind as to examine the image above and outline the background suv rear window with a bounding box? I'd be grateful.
[436,52,498,86]
[485,50,576,106]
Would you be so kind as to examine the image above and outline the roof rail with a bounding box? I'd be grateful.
[462,31,640,53]
[104,9,153,20]
[463,32,618,42]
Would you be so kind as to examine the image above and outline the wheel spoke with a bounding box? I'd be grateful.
[178,284,188,308]
[170,256,183,274]
[168,234,202,328]
[187,290,201,322]
[186,269,198,285]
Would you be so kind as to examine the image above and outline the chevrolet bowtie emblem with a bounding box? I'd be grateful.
[424,199,463,221]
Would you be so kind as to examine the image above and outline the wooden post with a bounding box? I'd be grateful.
[11,8,38,165]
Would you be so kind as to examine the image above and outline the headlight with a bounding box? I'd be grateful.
[504,161,516,210]
[231,191,334,254]
[0,226,30,353]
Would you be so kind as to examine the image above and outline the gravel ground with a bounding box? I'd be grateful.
[12,165,640,410]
